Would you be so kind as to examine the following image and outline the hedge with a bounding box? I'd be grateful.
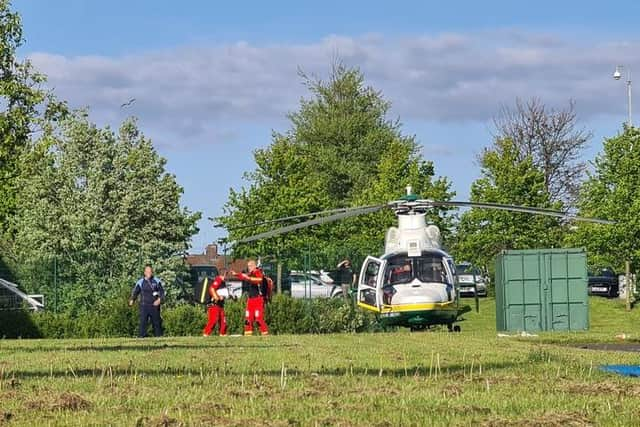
[0,295,380,339]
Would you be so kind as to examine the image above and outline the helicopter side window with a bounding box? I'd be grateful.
[364,262,380,287]
[416,256,451,285]
[447,259,457,281]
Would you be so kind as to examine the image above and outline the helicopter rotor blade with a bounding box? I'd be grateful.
[235,204,386,244]
[430,200,615,225]
[214,207,359,230]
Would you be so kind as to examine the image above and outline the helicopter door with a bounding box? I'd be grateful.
[357,256,386,311]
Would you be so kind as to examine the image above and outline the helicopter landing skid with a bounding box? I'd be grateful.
[399,304,472,332]
[447,323,462,333]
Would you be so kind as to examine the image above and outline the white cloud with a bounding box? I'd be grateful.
[28,30,640,147]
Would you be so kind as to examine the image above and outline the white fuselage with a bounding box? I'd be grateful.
[380,213,454,306]
[379,249,455,306]
[357,211,457,311]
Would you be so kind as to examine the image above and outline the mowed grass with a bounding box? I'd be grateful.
[3,298,640,426]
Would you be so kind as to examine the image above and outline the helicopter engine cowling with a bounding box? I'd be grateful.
[384,213,441,255]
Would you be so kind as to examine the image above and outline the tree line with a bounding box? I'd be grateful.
[220,71,638,274]
[1,0,637,318]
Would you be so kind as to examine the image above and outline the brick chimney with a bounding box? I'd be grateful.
[205,244,218,260]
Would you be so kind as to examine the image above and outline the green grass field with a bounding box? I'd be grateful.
[3,297,640,426]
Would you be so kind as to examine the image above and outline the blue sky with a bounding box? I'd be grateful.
[19,1,640,52]
[15,1,639,252]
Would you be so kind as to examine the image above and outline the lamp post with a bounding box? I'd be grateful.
[613,65,632,127]
[216,238,227,271]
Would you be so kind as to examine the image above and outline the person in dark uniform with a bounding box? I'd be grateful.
[129,264,165,337]
[337,259,355,299]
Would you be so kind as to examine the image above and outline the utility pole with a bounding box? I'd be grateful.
[276,237,282,294]
[614,65,633,127]
[53,256,58,313]
[276,262,282,294]
[626,261,631,311]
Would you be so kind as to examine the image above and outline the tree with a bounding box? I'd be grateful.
[0,0,65,234]
[453,138,564,272]
[494,98,591,205]
[569,126,640,270]
[218,64,454,268]
[11,113,200,313]
[0,1,66,283]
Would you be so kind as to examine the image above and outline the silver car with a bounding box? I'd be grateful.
[455,263,488,297]
[284,272,343,299]
[223,280,244,298]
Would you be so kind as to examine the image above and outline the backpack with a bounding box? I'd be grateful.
[260,276,274,303]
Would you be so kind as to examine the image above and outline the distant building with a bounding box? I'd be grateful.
[185,244,247,284]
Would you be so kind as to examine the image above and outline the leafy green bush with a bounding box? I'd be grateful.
[265,296,378,335]
[16,295,380,338]
[31,311,75,338]
[266,295,310,334]
[223,298,247,335]
[162,304,206,336]
[95,293,138,337]
[0,309,41,338]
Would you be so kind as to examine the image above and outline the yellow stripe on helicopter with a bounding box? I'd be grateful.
[357,301,458,313]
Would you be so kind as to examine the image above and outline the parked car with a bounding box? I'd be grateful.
[188,265,244,299]
[588,267,619,298]
[189,265,218,288]
[223,279,244,299]
[282,272,343,299]
[455,262,488,297]
[309,270,335,284]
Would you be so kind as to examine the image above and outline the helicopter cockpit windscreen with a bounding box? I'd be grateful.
[385,254,452,285]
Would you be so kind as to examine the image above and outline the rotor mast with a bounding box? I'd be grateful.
[386,185,442,254]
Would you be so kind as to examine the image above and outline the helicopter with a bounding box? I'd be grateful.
[224,186,613,332]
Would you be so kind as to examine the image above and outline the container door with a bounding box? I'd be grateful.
[358,256,384,311]
[546,250,588,331]
[502,251,544,332]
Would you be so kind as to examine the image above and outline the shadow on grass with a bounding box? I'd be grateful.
[565,342,640,353]
[11,360,522,380]
[3,341,300,353]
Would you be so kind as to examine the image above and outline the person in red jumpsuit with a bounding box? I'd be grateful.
[202,271,228,337]
[232,260,269,336]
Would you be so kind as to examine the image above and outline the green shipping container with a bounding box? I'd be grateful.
[495,248,589,332]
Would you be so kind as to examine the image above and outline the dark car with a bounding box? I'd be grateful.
[188,265,243,299]
[189,265,219,287]
[588,267,619,298]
